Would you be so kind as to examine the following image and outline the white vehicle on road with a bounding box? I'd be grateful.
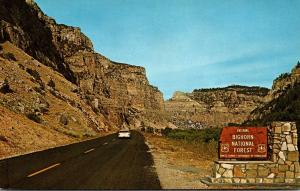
[118,129,131,138]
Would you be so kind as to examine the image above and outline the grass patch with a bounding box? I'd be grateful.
[54,127,95,139]
[160,128,221,159]
[162,128,221,143]
[176,138,218,160]
[55,128,83,139]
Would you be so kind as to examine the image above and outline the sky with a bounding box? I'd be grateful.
[36,0,300,99]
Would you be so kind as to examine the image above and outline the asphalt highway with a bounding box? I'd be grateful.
[1,131,161,189]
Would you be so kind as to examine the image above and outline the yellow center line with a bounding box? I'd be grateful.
[27,163,60,178]
[84,148,95,154]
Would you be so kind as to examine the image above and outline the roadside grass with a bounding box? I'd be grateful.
[181,139,218,160]
[144,130,218,188]
[161,128,221,160]
[54,127,95,139]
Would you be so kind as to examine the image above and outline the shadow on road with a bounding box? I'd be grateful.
[0,131,161,189]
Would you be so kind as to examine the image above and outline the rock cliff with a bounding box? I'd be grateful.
[0,0,165,128]
[246,62,300,125]
[165,85,269,128]
[0,0,166,158]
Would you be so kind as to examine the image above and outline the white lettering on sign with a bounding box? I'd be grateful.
[231,129,255,153]
[232,134,254,140]
[219,127,267,159]
[233,147,253,153]
[236,128,249,133]
[232,141,254,147]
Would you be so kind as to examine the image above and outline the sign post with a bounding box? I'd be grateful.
[219,127,267,159]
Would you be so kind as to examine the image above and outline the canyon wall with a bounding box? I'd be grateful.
[165,86,269,128]
[246,62,300,126]
[0,0,166,130]
[0,0,166,158]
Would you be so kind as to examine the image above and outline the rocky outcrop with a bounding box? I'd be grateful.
[65,51,166,128]
[0,0,76,82]
[246,62,300,126]
[262,62,300,103]
[0,41,102,158]
[165,86,269,128]
[0,0,166,131]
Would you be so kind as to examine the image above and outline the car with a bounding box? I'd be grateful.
[118,129,131,138]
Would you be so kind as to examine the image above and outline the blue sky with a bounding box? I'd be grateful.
[36,0,300,99]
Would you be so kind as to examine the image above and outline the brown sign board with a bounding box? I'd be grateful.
[219,127,267,159]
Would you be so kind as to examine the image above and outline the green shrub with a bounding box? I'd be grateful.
[161,127,172,136]
[26,68,41,81]
[1,52,16,61]
[0,79,14,94]
[275,73,290,81]
[296,61,300,68]
[47,79,56,89]
[59,114,69,125]
[26,113,43,123]
[163,128,221,143]
[146,127,154,133]
[33,85,45,95]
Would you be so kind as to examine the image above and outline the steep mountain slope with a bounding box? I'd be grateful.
[0,0,166,158]
[0,0,166,128]
[0,0,76,82]
[245,62,300,126]
[165,85,269,128]
[0,41,102,158]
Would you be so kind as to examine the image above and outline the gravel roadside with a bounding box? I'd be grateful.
[144,133,214,189]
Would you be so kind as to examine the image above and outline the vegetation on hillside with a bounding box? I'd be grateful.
[274,72,290,82]
[161,128,221,143]
[246,81,300,126]
[193,85,269,96]
[274,61,300,82]
[296,61,300,68]
[159,128,221,159]
[244,81,300,147]
[0,52,17,61]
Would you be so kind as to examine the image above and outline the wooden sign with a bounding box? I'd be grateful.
[219,127,267,159]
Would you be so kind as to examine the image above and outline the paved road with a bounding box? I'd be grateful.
[0,131,161,189]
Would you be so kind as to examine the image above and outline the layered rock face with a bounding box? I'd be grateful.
[0,0,166,158]
[0,0,165,130]
[165,86,269,128]
[65,52,165,128]
[0,0,76,82]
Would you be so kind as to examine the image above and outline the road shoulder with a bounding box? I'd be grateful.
[144,133,212,189]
